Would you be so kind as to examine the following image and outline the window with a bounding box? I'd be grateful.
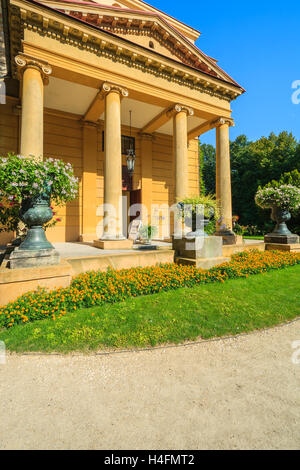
[121,135,135,155]
[149,41,155,49]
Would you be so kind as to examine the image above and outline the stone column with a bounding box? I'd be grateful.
[15,54,52,160]
[172,104,193,236]
[215,118,235,243]
[173,104,194,202]
[94,82,132,249]
[140,133,153,225]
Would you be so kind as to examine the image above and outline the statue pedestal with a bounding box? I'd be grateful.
[8,248,60,269]
[264,233,299,244]
[265,242,300,253]
[173,235,229,269]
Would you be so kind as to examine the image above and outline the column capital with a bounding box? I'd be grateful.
[15,53,52,85]
[213,117,235,128]
[101,82,129,98]
[168,103,194,117]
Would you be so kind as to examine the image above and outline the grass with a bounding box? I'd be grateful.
[1,264,299,353]
[244,236,264,240]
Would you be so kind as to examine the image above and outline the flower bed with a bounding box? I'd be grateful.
[0,250,299,329]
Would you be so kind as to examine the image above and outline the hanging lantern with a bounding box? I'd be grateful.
[126,147,136,176]
[126,110,136,177]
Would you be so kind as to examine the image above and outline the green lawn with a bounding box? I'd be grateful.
[244,236,264,240]
[1,264,299,353]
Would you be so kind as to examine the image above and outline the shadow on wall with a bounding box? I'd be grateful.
[65,190,81,242]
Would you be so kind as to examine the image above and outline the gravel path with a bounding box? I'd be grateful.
[0,321,299,450]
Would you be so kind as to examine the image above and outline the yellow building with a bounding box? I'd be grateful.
[0,0,245,248]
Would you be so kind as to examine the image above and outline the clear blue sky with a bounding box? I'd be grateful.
[149,0,300,146]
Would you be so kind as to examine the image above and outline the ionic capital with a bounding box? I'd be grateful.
[173,104,194,116]
[213,117,235,128]
[101,82,129,98]
[15,53,52,85]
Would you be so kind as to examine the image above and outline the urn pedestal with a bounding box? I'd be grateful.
[172,235,230,269]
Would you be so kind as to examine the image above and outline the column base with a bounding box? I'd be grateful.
[214,230,239,245]
[93,239,133,250]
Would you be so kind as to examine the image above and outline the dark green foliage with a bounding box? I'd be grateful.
[200,132,300,234]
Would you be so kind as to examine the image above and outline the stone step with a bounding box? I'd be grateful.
[175,256,230,270]
[222,242,265,257]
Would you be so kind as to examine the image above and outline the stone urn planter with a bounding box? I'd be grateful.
[269,206,292,236]
[255,183,300,245]
[19,193,54,251]
[0,154,79,268]
[185,212,210,238]
[264,206,299,244]
[177,196,219,240]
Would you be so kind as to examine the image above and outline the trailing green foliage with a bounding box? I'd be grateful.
[178,194,220,220]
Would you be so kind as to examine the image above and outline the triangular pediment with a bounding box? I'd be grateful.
[41,0,237,84]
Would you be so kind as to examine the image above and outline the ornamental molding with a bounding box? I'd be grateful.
[101,82,129,97]
[15,53,52,84]
[66,10,210,77]
[9,3,242,103]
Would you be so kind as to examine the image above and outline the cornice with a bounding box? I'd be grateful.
[9,1,242,103]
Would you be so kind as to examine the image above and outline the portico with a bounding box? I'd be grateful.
[0,0,245,248]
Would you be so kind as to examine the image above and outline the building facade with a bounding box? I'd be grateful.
[0,0,244,247]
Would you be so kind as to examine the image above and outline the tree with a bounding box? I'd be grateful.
[200,142,216,194]
[199,131,300,233]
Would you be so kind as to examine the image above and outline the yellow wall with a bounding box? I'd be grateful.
[0,105,199,243]
[43,112,83,242]
[150,133,199,238]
